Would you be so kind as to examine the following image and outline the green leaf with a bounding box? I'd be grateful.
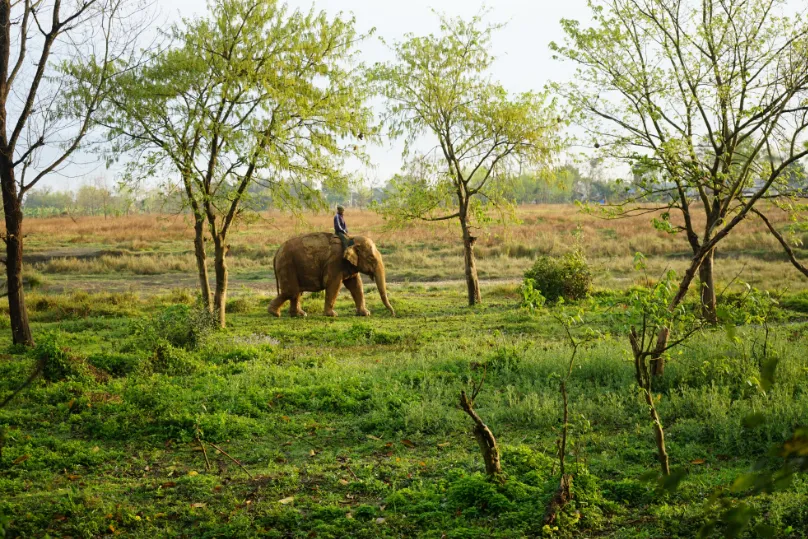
[742,413,766,429]
[658,468,687,494]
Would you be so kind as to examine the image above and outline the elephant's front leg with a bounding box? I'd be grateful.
[323,277,342,317]
[343,275,370,316]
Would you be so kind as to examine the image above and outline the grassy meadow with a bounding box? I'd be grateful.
[20,204,808,292]
[1,205,808,537]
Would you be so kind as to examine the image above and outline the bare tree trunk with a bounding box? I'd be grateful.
[193,217,212,312]
[0,160,33,346]
[212,237,228,328]
[559,380,569,476]
[544,474,573,526]
[460,215,481,306]
[631,328,670,475]
[459,391,501,477]
[699,247,717,324]
[645,389,670,476]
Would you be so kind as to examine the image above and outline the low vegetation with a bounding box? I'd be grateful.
[1,269,807,537]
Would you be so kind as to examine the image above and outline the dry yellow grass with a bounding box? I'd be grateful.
[17,204,795,254]
[11,204,808,291]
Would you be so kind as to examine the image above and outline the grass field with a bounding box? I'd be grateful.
[1,205,808,537]
[20,204,808,292]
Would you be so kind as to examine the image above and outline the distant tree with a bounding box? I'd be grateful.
[553,0,808,331]
[23,188,75,217]
[372,13,562,305]
[106,0,373,326]
[75,177,115,217]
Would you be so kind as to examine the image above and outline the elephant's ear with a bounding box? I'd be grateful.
[344,245,359,266]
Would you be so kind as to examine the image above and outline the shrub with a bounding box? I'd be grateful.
[31,333,87,382]
[782,290,808,314]
[226,295,256,313]
[519,279,546,310]
[131,304,216,351]
[148,342,198,375]
[87,352,140,377]
[523,249,592,303]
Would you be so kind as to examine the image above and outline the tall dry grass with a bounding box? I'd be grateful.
[13,205,808,291]
[17,204,796,255]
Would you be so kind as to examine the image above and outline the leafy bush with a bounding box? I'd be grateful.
[523,249,591,303]
[447,474,514,514]
[226,295,256,313]
[131,304,216,351]
[87,352,140,377]
[30,333,87,382]
[519,279,546,310]
[148,342,198,375]
[782,290,808,313]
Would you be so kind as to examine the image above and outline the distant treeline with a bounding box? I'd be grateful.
[25,162,805,217]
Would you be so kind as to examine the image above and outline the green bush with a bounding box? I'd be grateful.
[87,352,140,377]
[782,290,808,313]
[130,304,216,351]
[523,249,592,303]
[30,333,87,382]
[226,295,256,313]
[148,342,199,375]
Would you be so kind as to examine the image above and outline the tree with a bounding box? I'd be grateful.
[0,0,147,345]
[552,0,808,325]
[22,187,75,217]
[107,0,373,326]
[372,13,561,306]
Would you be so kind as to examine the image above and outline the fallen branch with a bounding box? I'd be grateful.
[196,436,211,472]
[208,442,253,479]
[346,464,360,482]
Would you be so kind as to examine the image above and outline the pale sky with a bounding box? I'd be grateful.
[40,0,590,190]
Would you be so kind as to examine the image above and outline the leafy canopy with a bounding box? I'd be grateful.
[105,0,375,216]
[371,12,562,225]
[551,0,808,229]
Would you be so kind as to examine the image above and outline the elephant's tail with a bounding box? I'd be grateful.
[273,251,279,296]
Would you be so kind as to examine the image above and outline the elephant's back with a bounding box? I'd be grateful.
[277,233,338,290]
[281,232,334,256]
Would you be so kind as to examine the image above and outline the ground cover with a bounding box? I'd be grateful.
[1,280,807,538]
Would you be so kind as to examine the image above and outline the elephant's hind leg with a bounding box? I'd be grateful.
[290,293,307,317]
[344,275,369,316]
[268,294,288,317]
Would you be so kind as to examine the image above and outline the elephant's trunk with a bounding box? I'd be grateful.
[374,264,395,316]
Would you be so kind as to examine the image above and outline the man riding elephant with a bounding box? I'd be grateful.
[269,233,395,318]
[334,205,351,249]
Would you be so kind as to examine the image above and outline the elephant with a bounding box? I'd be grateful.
[268,232,395,318]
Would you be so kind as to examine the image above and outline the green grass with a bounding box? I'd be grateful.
[1,285,807,537]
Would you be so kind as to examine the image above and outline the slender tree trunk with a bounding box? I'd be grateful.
[212,237,228,328]
[631,329,670,475]
[459,391,501,477]
[644,388,670,475]
[193,216,212,312]
[559,380,569,476]
[698,247,717,323]
[459,212,481,306]
[0,159,33,346]
[651,253,706,376]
